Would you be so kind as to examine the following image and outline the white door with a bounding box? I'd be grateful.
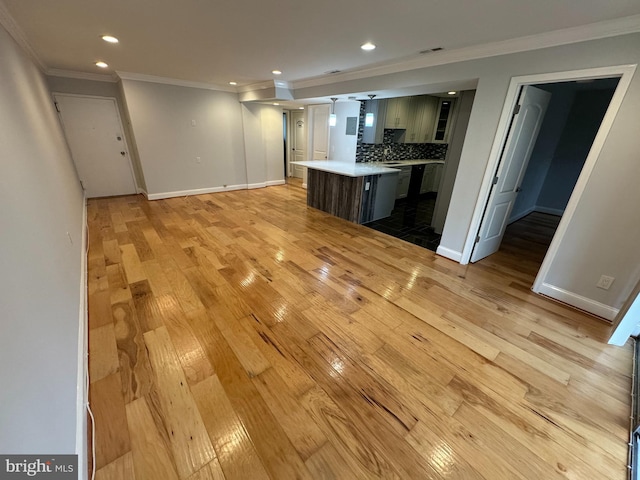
[310,104,330,160]
[55,94,137,198]
[471,85,551,262]
[291,111,306,178]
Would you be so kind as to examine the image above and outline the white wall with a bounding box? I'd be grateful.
[241,103,285,186]
[0,25,85,454]
[328,101,360,162]
[295,32,640,315]
[120,80,248,196]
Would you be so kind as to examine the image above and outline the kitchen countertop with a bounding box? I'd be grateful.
[291,159,445,177]
[376,159,445,167]
[290,161,400,177]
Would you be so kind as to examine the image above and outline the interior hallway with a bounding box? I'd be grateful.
[87,185,631,479]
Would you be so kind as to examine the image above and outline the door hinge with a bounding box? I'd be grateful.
[492,176,499,185]
[475,235,481,243]
[54,102,60,113]
[513,104,521,115]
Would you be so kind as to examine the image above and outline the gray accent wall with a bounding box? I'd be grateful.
[0,24,85,453]
[511,82,616,221]
[536,88,615,212]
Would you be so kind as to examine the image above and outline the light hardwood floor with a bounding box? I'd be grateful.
[87,183,632,480]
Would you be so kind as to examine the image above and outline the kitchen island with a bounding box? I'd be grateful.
[291,161,400,224]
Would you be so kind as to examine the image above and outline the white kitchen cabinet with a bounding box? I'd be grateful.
[395,166,411,199]
[419,163,445,194]
[384,97,411,129]
[420,164,435,194]
[405,96,438,144]
[362,99,387,144]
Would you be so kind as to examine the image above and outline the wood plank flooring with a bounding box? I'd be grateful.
[87,183,633,479]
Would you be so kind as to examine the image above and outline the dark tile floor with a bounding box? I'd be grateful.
[364,194,442,251]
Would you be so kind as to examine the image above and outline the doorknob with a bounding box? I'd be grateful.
[120,151,126,156]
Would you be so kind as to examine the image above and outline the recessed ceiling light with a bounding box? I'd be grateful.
[229,81,237,85]
[95,61,109,68]
[101,35,119,44]
[361,42,376,51]
[272,70,282,75]
[298,107,304,110]
[273,103,280,106]
[448,91,457,95]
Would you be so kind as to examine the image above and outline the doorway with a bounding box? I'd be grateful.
[54,94,137,198]
[462,65,635,319]
[473,78,618,263]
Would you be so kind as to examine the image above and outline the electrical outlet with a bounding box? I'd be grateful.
[365,182,370,191]
[191,119,196,127]
[596,275,615,290]
[196,156,201,164]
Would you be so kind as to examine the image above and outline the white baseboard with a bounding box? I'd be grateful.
[436,245,463,263]
[146,180,286,200]
[137,187,148,198]
[266,179,286,187]
[76,195,88,480]
[508,206,535,224]
[535,205,564,216]
[147,183,248,200]
[302,183,307,189]
[537,282,619,321]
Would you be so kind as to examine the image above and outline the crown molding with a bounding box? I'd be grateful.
[237,80,278,93]
[0,0,46,71]
[292,14,640,90]
[116,71,237,92]
[47,68,119,83]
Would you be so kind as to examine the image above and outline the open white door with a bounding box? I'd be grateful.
[470,86,551,262]
[55,94,137,198]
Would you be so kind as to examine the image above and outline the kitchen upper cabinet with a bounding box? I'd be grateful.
[362,99,387,144]
[405,96,438,144]
[432,98,456,143]
[384,97,411,129]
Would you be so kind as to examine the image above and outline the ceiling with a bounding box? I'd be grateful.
[3,0,640,90]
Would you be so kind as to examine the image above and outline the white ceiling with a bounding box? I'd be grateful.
[3,0,640,90]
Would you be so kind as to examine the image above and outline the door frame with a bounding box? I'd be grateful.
[52,92,139,195]
[283,110,290,177]
[460,65,636,291]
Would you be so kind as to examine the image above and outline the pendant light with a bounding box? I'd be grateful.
[365,94,376,127]
[329,98,338,127]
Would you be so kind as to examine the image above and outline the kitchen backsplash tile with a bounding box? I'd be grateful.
[355,101,448,162]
